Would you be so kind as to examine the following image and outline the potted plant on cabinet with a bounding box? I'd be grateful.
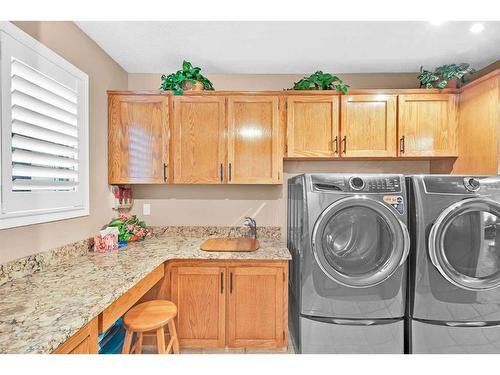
[418,63,476,89]
[290,71,349,93]
[160,60,215,95]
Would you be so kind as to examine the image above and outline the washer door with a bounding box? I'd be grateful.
[429,197,500,291]
[312,196,409,288]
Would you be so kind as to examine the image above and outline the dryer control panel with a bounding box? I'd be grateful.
[348,176,402,193]
[310,174,403,194]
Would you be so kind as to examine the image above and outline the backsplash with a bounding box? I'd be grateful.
[0,238,93,287]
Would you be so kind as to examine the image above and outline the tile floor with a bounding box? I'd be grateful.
[142,344,295,354]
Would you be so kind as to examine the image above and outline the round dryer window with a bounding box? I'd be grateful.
[429,197,500,291]
[312,197,409,288]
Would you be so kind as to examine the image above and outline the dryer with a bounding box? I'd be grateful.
[288,174,409,353]
[407,175,500,353]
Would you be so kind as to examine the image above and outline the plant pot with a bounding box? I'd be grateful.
[129,235,139,242]
[445,77,460,89]
[181,80,205,91]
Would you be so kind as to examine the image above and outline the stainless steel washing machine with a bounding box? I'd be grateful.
[407,175,500,353]
[287,174,410,353]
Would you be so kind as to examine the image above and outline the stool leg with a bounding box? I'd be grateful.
[156,327,166,354]
[167,319,180,354]
[122,329,133,354]
[135,332,143,354]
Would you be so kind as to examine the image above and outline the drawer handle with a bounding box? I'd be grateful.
[220,163,224,182]
[228,162,232,182]
[400,136,405,153]
[163,162,168,182]
[342,136,347,154]
[333,136,338,154]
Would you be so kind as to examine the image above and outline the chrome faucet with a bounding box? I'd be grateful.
[243,216,257,240]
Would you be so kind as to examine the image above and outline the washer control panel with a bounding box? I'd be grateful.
[347,176,402,193]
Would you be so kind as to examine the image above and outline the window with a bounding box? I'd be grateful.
[0,22,89,229]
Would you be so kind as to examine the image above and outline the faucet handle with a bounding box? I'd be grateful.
[243,216,256,227]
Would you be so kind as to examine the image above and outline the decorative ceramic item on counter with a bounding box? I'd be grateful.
[105,212,152,244]
[94,227,119,252]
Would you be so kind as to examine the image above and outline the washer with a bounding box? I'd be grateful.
[407,175,500,353]
[287,174,409,353]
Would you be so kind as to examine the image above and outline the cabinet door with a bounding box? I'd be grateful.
[108,95,169,184]
[170,266,226,348]
[398,94,458,157]
[227,96,281,184]
[227,266,285,348]
[286,96,339,157]
[172,97,226,183]
[341,95,397,157]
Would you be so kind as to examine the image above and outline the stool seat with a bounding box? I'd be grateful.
[124,300,177,332]
[122,300,180,354]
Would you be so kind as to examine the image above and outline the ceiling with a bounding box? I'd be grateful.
[76,21,500,74]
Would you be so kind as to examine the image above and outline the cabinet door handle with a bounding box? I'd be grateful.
[220,272,224,294]
[163,162,168,182]
[220,163,224,182]
[230,272,233,293]
[400,136,405,154]
[228,162,232,182]
[333,136,338,154]
[342,136,347,154]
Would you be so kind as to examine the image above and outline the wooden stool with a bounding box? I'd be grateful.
[122,300,180,354]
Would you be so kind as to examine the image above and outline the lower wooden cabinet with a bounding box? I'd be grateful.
[227,266,286,348]
[168,260,288,349]
[52,317,98,354]
[170,266,226,348]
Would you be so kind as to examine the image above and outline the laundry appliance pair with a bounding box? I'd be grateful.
[288,173,500,354]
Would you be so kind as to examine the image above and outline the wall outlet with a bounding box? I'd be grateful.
[143,203,151,216]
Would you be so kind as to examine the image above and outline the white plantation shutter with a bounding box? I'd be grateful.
[11,59,80,192]
[0,22,89,229]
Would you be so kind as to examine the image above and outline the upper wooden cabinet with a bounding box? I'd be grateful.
[227,96,282,184]
[286,96,340,157]
[108,94,169,184]
[172,96,226,183]
[107,90,465,185]
[341,95,397,157]
[170,265,226,348]
[398,94,458,157]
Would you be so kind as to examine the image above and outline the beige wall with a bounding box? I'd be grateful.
[129,70,430,236]
[0,22,128,264]
[131,161,430,237]
[128,72,420,91]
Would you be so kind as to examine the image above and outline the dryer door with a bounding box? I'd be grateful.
[312,196,409,288]
[429,197,500,291]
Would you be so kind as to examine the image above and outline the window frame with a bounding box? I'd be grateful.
[0,21,89,229]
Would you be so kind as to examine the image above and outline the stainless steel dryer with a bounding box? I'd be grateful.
[288,174,410,353]
[407,175,500,353]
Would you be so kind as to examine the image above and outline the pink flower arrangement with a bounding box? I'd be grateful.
[105,213,152,243]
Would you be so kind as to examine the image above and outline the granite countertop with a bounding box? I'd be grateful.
[0,231,290,354]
